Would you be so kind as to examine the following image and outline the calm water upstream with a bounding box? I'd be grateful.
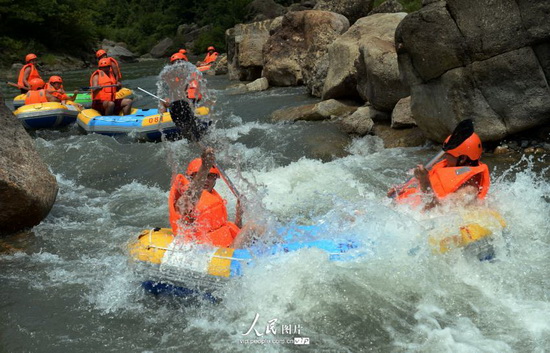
[1,60,549,352]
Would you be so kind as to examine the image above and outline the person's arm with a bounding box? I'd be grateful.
[235,198,243,228]
[176,148,216,218]
[413,164,439,210]
[111,61,121,82]
[68,90,78,101]
[91,74,101,95]
[22,67,31,89]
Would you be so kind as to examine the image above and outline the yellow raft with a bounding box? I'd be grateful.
[13,101,81,129]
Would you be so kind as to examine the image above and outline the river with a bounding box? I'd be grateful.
[1,60,549,352]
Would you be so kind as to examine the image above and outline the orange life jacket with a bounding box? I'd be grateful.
[45,83,69,101]
[90,70,116,101]
[395,160,490,206]
[25,89,48,104]
[187,79,202,100]
[17,63,41,88]
[168,174,240,247]
[203,52,218,64]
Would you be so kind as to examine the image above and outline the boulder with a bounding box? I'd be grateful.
[323,13,409,111]
[372,123,427,148]
[150,38,174,58]
[314,0,375,24]
[245,0,286,22]
[271,99,358,122]
[396,0,550,141]
[246,77,269,92]
[99,39,137,62]
[213,54,228,75]
[391,96,415,129]
[338,106,375,136]
[0,94,58,234]
[226,19,276,81]
[369,0,404,14]
[263,10,349,96]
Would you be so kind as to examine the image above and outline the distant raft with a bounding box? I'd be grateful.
[13,88,134,109]
[13,101,81,129]
[129,226,364,297]
[76,106,211,142]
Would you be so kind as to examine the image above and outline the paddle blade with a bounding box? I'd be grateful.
[442,119,474,151]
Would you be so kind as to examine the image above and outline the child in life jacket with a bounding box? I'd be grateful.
[169,148,261,248]
[390,132,490,210]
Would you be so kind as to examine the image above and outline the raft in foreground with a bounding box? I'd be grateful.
[13,101,81,129]
[77,106,211,141]
[129,226,364,297]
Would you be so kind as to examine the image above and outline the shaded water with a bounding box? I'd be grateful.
[1,60,550,352]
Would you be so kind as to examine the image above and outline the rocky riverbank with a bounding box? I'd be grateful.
[223,0,550,147]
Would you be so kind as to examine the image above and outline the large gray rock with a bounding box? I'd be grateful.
[150,38,174,58]
[323,13,408,111]
[245,0,286,22]
[369,0,404,15]
[262,10,349,96]
[314,0,375,23]
[0,95,58,234]
[396,0,550,141]
[391,96,416,129]
[100,39,137,62]
[338,106,375,136]
[226,19,276,81]
[271,99,358,122]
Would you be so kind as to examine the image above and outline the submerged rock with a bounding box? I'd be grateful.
[0,94,58,235]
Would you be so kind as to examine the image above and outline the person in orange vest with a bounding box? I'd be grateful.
[390,132,490,210]
[24,78,52,105]
[95,49,122,83]
[198,46,219,66]
[90,58,132,115]
[158,53,188,114]
[45,76,80,106]
[169,147,259,248]
[17,53,42,93]
[187,71,203,104]
[178,49,189,61]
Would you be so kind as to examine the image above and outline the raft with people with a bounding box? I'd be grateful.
[76,106,210,141]
[12,88,134,110]
[14,101,81,129]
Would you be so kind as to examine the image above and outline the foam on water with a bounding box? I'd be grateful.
[2,73,549,351]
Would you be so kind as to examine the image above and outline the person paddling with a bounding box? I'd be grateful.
[17,54,42,93]
[198,46,218,66]
[90,58,132,115]
[169,148,259,248]
[45,76,80,107]
[390,121,490,210]
[158,54,208,141]
[95,49,122,84]
[24,78,52,104]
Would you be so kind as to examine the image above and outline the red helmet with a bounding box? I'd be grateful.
[48,75,63,84]
[186,158,220,176]
[98,58,111,68]
[445,132,483,161]
[170,53,185,62]
[207,46,215,51]
[179,49,187,54]
[25,53,37,63]
[96,49,107,58]
[29,78,45,90]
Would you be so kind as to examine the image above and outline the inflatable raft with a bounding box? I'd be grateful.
[76,106,210,141]
[13,88,133,109]
[129,226,364,297]
[13,101,81,129]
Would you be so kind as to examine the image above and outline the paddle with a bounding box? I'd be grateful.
[389,119,475,198]
[137,86,241,199]
[6,81,24,89]
[81,84,119,90]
